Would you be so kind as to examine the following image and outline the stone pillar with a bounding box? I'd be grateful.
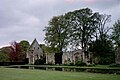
[46,53,48,64]
[82,51,85,63]
[116,47,120,64]
[33,53,35,64]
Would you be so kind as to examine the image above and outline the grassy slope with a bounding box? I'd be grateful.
[0,68,120,80]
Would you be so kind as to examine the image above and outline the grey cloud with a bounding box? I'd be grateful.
[0,0,120,47]
[89,0,120,10]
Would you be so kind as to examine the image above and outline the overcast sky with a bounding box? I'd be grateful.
[0,0,120,48]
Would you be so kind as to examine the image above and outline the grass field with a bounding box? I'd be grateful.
[0,68,120,80]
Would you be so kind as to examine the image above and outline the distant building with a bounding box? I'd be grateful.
[26,39,44,64]
[26,39,90,65]
[46,49,90,65]
[62,50,83,64]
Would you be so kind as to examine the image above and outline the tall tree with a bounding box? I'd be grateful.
[95,14,111,41]
[88,14,115,64]
[65,8,99,62]
[111,19,120,64]
[19,40,30,55]
[44,15,69,53]
[89,38,115,64]
[0,47,10,62]
[40,44,54,54]
[0,53,9,62]
[112,19,120,47]
[8,41,24,62]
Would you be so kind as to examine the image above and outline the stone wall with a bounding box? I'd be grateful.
[46,53,55,64]
[62,50,83,64]
[27,39,89,65]
[116,47,120,64]
[62,52,73,64]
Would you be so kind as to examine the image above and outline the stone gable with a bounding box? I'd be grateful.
[26,38,44,64]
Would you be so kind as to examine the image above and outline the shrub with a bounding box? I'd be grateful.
[87,64,96,67]
[47,62,54,65]
[69,63,74,66]
[109,63,120,67]
[98,56,115,65]
[75,61,86,66]
[34,59,44,65]
[63,63,74,66]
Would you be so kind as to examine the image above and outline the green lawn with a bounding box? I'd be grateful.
[0,68,120,80]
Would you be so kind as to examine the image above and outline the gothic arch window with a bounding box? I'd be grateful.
[75,56,79,63]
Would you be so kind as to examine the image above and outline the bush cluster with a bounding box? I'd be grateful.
[75,61,87,66]
[109,63,120,67]
[34,59,44,65]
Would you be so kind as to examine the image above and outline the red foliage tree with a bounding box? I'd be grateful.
[8,41,24,62]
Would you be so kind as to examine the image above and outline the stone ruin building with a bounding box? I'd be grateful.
[26,39,44,64]
[62,50,83,64]
[26,39,90,65]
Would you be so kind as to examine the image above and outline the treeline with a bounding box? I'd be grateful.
[44,8,120,65]
[0,40,30,65]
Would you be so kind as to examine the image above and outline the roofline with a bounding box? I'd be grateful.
[28,38,39,50]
